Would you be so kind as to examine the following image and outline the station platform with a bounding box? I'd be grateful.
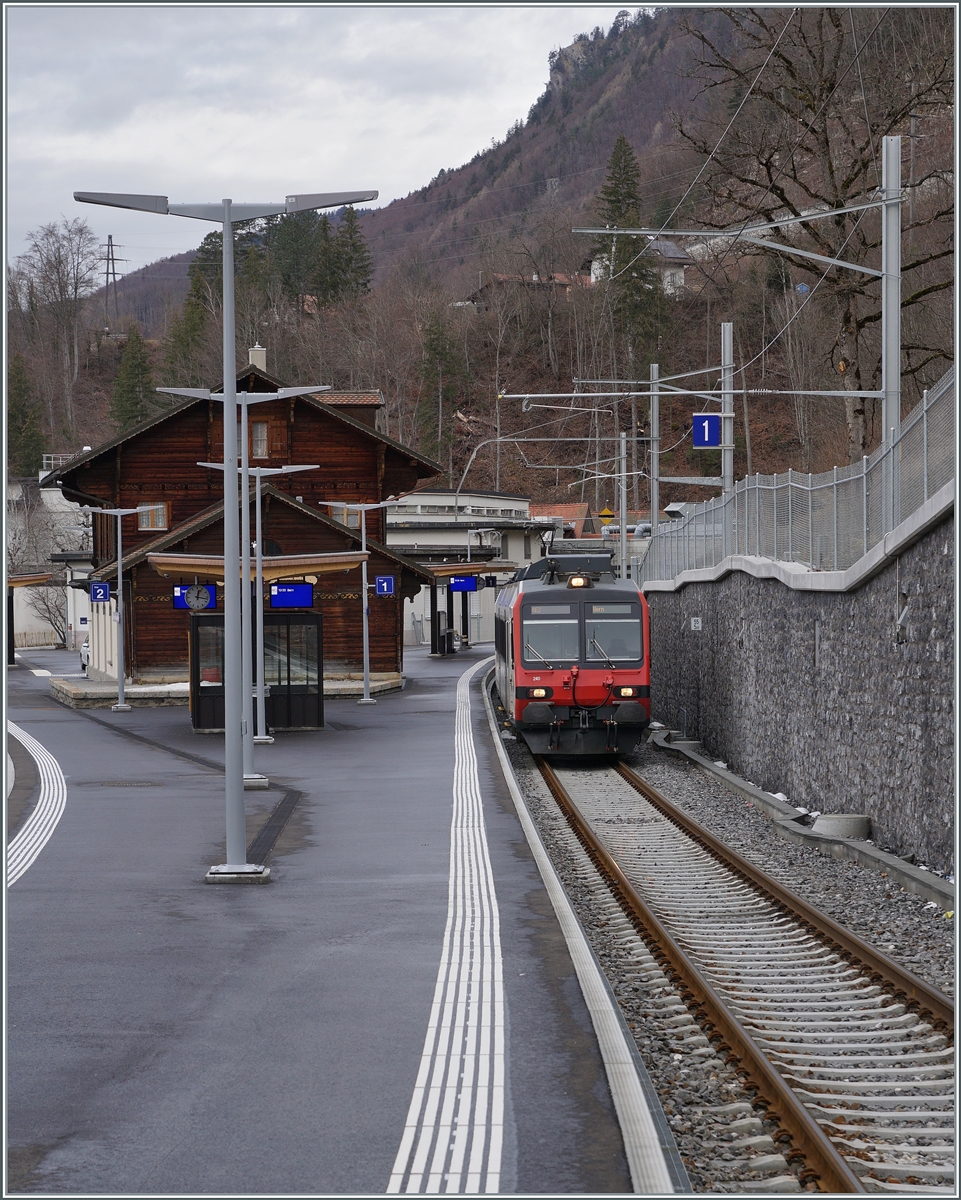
[7,645,679,1195]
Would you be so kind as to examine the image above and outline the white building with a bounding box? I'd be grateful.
[386,488,559,645]
[6,475,92,649]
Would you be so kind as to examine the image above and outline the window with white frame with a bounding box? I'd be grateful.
[138,503,167,530]
[252,422,268,458]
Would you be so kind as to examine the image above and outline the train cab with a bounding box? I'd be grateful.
[494,553,650,755]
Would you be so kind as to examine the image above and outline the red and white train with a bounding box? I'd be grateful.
[494,553,650,756]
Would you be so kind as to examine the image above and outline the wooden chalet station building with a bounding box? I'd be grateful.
[42,358,440,728]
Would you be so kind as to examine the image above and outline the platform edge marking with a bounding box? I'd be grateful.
[388,657,504,1195]
[6,721,68,886]
[482,674,683,1196]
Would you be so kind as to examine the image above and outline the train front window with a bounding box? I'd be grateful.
[522,617,579,666]
[585,605,642,662]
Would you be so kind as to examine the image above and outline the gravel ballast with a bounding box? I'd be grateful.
[623,742,955,1000]
[494,703,955,1194]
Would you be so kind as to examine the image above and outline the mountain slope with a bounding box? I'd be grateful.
[359,7,722,284]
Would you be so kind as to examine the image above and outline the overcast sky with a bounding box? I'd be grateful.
[6,3,631,273]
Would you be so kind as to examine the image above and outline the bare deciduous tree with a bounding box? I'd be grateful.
[676,6,954,462]
[12,219,102,436]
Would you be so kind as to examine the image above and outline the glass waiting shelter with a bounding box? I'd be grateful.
[189,611,323,731]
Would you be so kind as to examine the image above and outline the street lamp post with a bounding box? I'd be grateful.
[199,461,319,743]
[80,505,147,711]
[317,497,407,704]
[76,187,376,881]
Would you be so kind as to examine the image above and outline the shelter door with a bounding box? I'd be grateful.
[189,612,323,731]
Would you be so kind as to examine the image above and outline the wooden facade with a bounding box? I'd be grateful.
[45,366,439,681]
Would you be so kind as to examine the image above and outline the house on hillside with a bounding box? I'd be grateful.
[462,270,592,309]
[589,238,693,296]
[41,352,440,703]
[461,237,693,309]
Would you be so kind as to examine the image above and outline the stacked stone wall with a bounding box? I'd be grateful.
[647,517,954,873]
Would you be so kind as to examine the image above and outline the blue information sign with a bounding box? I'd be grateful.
[692,412,722,448]
[270,582,314,608]
[449,576,477,593]
[89,581,110,603]
[375,575,395,596]
[172,584,217,610]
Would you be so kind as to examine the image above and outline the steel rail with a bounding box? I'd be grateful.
[615,762,955,1034]
[537,756,866,1194]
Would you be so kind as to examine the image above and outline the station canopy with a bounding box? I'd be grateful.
[146,550,367,583]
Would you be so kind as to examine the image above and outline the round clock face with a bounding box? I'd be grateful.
[185,584,212,611]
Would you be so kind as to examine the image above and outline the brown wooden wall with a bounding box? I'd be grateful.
[129,503,415,677]
[65,395,431,567]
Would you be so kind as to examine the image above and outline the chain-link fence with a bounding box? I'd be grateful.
[638,367,955,585]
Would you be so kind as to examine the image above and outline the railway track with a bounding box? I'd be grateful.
[535,758,955,1195]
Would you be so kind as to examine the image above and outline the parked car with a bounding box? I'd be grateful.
[80,636,89,673]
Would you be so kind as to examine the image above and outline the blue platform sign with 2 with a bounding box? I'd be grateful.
[692,413,722,448]
[89,581,110,603]
[375,575,395,596]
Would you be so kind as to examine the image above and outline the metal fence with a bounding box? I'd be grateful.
[41,453,78,473]
[638,367,955,585]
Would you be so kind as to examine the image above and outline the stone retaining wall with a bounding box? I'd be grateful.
[646,517,954,873]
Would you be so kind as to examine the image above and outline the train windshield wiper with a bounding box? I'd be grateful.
[589,636,616,670]
[524,642,554,669]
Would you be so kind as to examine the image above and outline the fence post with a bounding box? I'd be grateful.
[787,468,793,561]
[922,389,929,501]
[773,473,778,560]
[890,426,897,532]
[808,473,813,566]
[721,494,726,564]
[755,473,760,556]
[862,455,869,555]
[833,466,838,570]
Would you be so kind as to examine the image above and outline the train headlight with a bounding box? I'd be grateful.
[531,687,548,698]
[567,574,591,588]
[617,687,635,697]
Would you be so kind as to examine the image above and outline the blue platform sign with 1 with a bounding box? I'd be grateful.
[692,412,722,448]
[375,575,395,596]
[89,581,111,603]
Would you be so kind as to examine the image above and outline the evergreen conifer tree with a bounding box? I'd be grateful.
[597,134,643,227]
[313,214,342,305]
[334,207,373,300]
[162,296,208,387]
[110,324,154,431]
[7,353,45,476]
[595,135,661,359]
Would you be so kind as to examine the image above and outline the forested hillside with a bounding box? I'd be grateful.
[8,7,953,516]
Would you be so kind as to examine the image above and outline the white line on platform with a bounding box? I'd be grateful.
[481,675,679,1195]
[6,721,68,886]
[388,656,503,1196]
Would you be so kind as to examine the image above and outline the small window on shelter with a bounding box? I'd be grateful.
[252,422,268,458]
[138,503,167,531]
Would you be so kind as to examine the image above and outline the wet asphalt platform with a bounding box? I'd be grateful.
[7,645,635,1195]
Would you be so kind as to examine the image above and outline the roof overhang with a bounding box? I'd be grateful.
[146,551,367,582]
[420,562,497,579]
[7,572,54,588]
